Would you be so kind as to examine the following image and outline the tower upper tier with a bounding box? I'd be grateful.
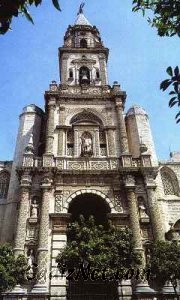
[59,6,109,86]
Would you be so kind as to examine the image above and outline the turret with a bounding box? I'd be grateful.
[126,105,158,166]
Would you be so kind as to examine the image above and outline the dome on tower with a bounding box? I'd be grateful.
[126,105,148,117]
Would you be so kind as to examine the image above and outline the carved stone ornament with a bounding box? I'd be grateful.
[122,155,132,167]
[55,194,64,213]
[41,174,53,188]
[23,155,34,167]
[43,155,54,167]
[145,174,157,188]
[20,173,32,187]
[123,175,135,188]
[113,192,123,213]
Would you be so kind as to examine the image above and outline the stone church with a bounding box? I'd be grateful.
[0,5,180,300]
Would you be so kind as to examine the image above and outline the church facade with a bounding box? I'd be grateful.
[0,6,180,300]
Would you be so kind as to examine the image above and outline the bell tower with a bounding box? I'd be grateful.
[59,4,109,86]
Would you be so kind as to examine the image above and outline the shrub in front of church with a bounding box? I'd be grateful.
[56,215,142,281]
[0,244,28,294]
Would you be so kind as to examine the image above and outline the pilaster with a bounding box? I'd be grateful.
[106,127,116,156]
[145,174,165,241]
[45,98,56,154]
[124,175,143,252]
[14,173,32,256]
[116,99,129,154]
[31,175,53,293]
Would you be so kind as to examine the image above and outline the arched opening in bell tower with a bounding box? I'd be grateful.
[80,38,88,48]
[79,66,90,85]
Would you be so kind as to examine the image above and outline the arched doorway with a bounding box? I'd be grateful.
[68,193,110,226]
[67,193,118,300]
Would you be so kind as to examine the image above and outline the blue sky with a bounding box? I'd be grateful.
[0,0,179,161]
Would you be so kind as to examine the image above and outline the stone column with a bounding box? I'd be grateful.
[45,98,56,154]
[145,174,164,241]
[116,100,129,154]
[61,55,68,84]
[14,173,32,256]
[124,175,143,252]
[58,129,64,156]
[124,175,155,295]
[31,178,53,293]
[99,55,107,85]
[95,129,100,156]
[106,128,116,156]
[74,129,79,157]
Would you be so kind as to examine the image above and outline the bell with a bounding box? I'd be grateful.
[81,74,89,84]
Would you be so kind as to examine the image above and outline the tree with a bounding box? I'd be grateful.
[0,244,28,294]
[132,0,180,123]
[132,0,180,37]
[56,216,142,281]
[160,66,180,123]
[148,240,180,296]
[0,0,61,34]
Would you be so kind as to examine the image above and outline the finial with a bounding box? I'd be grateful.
[78,2,85,15]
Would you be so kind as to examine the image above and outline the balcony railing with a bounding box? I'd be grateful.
[23,154,152,170]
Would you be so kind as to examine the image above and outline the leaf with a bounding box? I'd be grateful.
[169,91,176,95]
[166,66,173,76]
[160,79,172,91]
[175,112,180,119]
[173,82,179,94]
[169,98,178,108]
[176,118,180,124]
[52,0,61,11]
[174,66,179,77]
[22,7,34,24]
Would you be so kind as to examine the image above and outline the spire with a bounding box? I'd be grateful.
[75,2,92,26]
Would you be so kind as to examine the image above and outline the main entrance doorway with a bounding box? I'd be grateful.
[67,192,118,300]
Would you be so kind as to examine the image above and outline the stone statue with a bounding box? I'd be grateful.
[27,249,35,278]
[81,133,93,156]
[30,198,39,218]
[139,204,149,219]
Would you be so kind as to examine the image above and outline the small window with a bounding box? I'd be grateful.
[80,38,87,48]
[69,69,73,78]
[96,70,100,79]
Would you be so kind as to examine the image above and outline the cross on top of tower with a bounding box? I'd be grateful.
[75,2,92,26]
[77,2,85,15]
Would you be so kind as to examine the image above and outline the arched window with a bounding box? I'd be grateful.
[161,167,179,196]
[80,38,87,48]
[67,129,74,156]
[0,171,10,199]
[69,69,73,80]
[99,130,107,156]
[96,69,100,79]
[79,66,90,85]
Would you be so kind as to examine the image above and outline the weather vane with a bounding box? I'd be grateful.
[78,2,85,15]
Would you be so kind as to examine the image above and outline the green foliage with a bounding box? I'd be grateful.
[132,0,180,37]
[160,66,180,123]
[56,216,142,280]
[0,244,28,294]
[0,0,61,35]
[149,240,180,293]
